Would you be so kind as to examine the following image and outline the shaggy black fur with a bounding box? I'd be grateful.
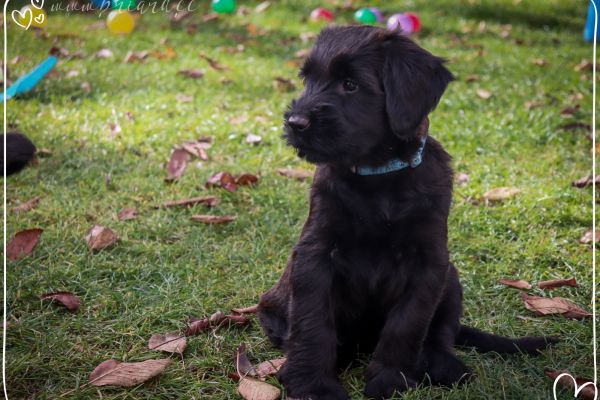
[257,26,557,400]
[2,131,36,176]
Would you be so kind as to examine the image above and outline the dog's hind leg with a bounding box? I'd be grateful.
[421,264,475,387]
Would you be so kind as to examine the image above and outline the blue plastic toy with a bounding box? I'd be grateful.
[1,56,58,102]
[584,0,599,42]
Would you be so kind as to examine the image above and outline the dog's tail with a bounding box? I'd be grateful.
[2,131,36,176]
[456,325,559,355]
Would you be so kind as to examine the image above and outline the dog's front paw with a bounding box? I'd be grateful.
[364,367,417,400]
[278,364,348,400]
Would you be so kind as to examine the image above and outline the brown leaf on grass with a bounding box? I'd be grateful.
[199,53,228,71]
[7,228,43,261]
[531,58,548,66]
[14,197,40,213]
[521,293,591,319]
[148,333,187,355]
[85,225,118,251]
[236,344,257,377]
[574,59,595,72]
[41,292,81,311]
[124,50,149,63]
[572,175,600,188]
[560,105,580,116]
[230,114,249,125]
[206,172,238,192]
[499,278,532,290]
[185,318,211,336]
[191,215,237,224]
[181,139,211,160]
[238,378,281,400]
[276,168,313,181]
[185,312,250,336]
[538,278,577,290]
[580,229,599,244]
[273,77,296,92]
[108,122,121,138]
[157,196,219,209]
[255,358,286,379]
[232,304,259,314]
[117,208,138,221]
[95,49,113,59]
[169,10,193,23]
[89,359,171,387]
[245,134,262,145]
[202,12,219,22]
[165,149,189,182]
[464,75,479,83]
[236,174,259,186]
[294,48,310,59]
[176,93,193,103]
[476,89,492,99]
[561,122,591,131]
[524,100,544,110]
[255,1,270,13]
[544,369,598,400]
[482,187,521,202]
[178,69,205,79]
[455,173,470,185]
[81,82,92,93]
[151,47,176,60]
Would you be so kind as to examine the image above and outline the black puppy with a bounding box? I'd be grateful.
[258,26,556,400]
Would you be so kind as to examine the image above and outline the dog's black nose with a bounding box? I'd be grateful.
[287,114,310,131]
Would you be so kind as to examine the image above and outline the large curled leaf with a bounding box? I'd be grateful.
[41,292,81,311]
[85,225,118,251]
[521,293,591,319]
[7,228,43,261]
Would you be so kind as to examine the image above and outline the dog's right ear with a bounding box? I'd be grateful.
[381,32,454,138]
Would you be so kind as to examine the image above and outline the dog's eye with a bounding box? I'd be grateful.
[342,79,358,92]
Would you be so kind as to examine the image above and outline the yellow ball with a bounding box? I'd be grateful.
[19,6,47,29]
[106,10,135,35]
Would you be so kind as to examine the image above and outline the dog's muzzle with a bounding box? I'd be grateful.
[286,114,311,132]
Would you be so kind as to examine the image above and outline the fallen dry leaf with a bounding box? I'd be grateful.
[499,278,532,290]
[95,48,113,59]
[178,69,205,79]
[482,187,521,202]
[544,369,598,400]
[476,89,492,99]
[531,58,548,66]
[236,173,259,186]
[169,10,193,23]
[574,59,595,72]
[538,278,577,290]
[273,77,296,92]
[524,100,544,110]
[199,53,228,71]
[572,175,600,188]
[185,313,250,336]
[89,359,171,387]
[191,215,237,224]
[255,358,286,379]
[181,139,211,160]
[245,134,262,145]
[176,93,193,103]
[158,196,219,208]
[85,225,118,251]
[561,122,591,131]
[455,173,470,185]
[151,47,176,60]
[580,229,599,244]
[66,70,80,78]
[276,168,313,181]
[560,105,580,116]
[108,122,121,138]
[238,378,281,400]
[41,292,81,311]
[124,50,149,63]
[14,197,40,213]
[236,344,257,377]
[294,48,310,58]
[166,149,189,182]
[230,114,249,125]
[81,82,92,93]
[232,304,258,314]
[255,1,270,13]
[521,293,591,319]
[148,333,187,355]
[206,172,238,192]
[464,75,479,82]
[117,208,138,221]
[7,228,43,261]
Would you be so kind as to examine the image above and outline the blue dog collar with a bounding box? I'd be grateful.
[352,136,427,176]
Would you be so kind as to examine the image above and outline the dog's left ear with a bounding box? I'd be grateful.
[381,33,454,138]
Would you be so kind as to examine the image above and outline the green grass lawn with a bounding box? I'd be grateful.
[4,0,596,398]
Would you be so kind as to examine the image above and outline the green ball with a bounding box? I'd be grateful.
[212,0,236,14]
[354,8,377,24]
[112,0,136,9]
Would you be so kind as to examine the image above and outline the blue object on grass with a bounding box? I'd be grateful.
[1,56,58,103]
[91,0,111,9]
[584,0,599,42]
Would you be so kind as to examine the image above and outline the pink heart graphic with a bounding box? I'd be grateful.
[11,8,33,30]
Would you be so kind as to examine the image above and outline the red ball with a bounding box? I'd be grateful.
[404,12,421,33]
[310,7,334,22]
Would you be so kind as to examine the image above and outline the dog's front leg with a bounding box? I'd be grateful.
[364,231,449,399]
[278,241,348,400]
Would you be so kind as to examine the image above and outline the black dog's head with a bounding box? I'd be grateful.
[284,25,454,166]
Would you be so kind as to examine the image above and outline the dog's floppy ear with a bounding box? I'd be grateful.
[381,33,454,138]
